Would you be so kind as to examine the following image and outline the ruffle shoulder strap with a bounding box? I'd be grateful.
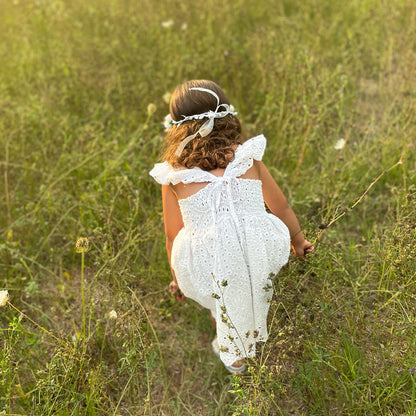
[224,134,266,178]
[149,161,216,185]
[149,134,267,184]
[149,161,174,185]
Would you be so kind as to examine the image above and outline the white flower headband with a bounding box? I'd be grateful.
[163,87,238,157]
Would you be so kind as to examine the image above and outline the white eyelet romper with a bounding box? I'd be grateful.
[150,135,290,366]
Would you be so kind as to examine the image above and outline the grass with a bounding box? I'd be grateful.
[0,0,415,414]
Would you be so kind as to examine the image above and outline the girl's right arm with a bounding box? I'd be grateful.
[162,184,185,300]
[257,161,314,257]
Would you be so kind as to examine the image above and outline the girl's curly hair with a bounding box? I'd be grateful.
[161,80,243,170]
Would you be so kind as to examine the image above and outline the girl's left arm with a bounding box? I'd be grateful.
[257,161,314,257]
[162,184,185,299]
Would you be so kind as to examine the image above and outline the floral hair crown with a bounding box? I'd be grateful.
[163,87,238,157]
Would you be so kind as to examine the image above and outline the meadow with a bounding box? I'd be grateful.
[0,0,415,414]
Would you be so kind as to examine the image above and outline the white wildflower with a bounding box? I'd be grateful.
[161,20,174,28]
[0,290,10,307]
[163,114,173,131]
[108,310,118,320]
[334,138,346,150]
[181,23,188,31]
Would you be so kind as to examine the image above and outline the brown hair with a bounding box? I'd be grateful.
[161,80,242,170]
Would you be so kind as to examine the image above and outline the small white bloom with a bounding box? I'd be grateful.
[181,23,188,31]
[108,310,117,320]
[161,20,174,28]
[334,138,346,150]
[163,114,173,131]
[162,92,171,104]
[0,290,10,307]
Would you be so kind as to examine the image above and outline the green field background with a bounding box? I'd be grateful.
[0,0,415,414]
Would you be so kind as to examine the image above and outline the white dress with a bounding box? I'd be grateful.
[150,135,290,366]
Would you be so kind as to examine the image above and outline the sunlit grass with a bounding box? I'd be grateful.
[0,0,415,414]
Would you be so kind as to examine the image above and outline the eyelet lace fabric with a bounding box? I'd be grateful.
[150,135,290,366]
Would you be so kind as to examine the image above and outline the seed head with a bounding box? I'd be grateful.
[162,92,171,104]
[0,290,10,307]
[147,103,157,116]
[75,237,90,253]
[108,310,118,320]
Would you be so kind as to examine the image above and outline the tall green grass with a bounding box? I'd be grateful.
[0,0,415,414]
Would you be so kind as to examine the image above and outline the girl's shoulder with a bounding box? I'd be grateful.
[149,134,267,185]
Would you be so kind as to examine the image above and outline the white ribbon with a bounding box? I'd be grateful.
[174,88,237,157]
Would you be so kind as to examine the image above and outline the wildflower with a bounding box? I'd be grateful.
[162,92,171,104]
[334,138,346,150]
[108,310,117,320]
[147,103,157,116]
[163,114,173,131]
[409,367,416,375]
[0,290,10,307]
[221,279,228,287]
[181,23,187,31]
[161,19,174,28]
[75,237,90,253]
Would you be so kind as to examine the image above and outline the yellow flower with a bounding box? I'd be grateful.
[0,290,10,307]
[75,237,90,253]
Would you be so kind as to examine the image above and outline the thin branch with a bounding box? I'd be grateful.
[312,156,404,244]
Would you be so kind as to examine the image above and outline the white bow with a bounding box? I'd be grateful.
[174,87,237,157]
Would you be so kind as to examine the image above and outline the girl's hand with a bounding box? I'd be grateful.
[292,239,314,257]
[168,280,186,301]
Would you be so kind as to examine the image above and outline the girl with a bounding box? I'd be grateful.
[150,80,313,373]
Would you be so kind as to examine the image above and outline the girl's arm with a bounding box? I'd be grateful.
[162,184,185,299]
[257,161,313,257]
